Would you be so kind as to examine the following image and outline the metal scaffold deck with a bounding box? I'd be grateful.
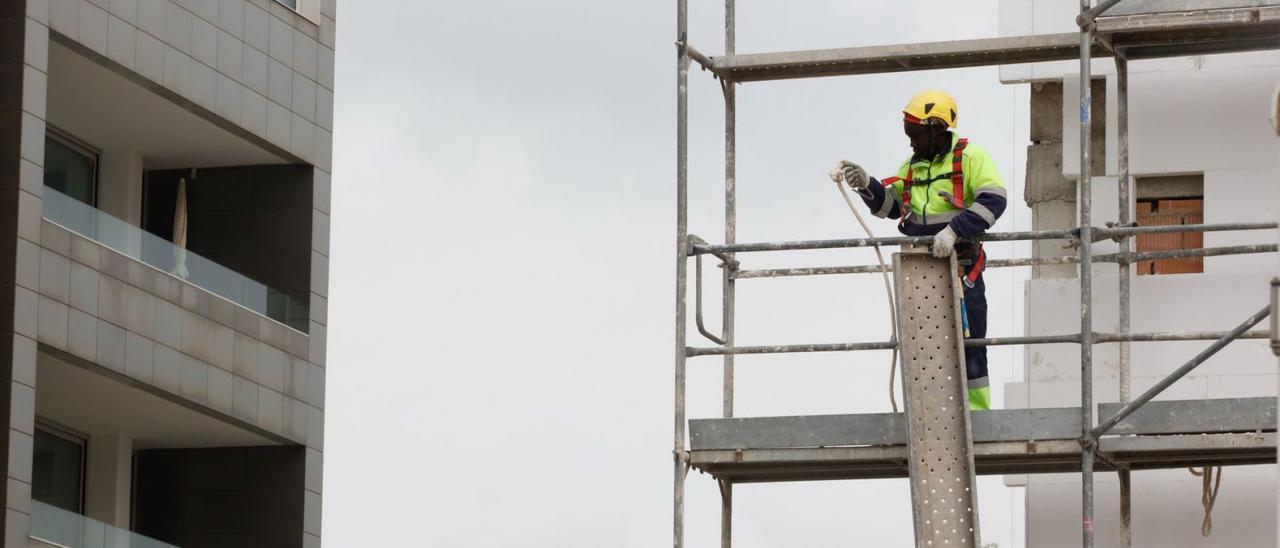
[689,398,1276,483]
[690,5,1280,82]
[671,1,1280,547]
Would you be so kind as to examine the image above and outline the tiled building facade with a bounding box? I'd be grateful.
[0,0,334,545]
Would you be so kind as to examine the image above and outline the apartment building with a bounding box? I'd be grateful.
[0,0,334,545]
[1000,1,1278,546]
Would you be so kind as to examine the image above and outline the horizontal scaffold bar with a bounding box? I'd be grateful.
[695,6,1280,82]
[685,330,1269,357]
[691,229,1077,255]
[732,243,1277,279]
[690,223,1277,256]
[1093,221,1278,239]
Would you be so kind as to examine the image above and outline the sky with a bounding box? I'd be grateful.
[324,1,1033,546]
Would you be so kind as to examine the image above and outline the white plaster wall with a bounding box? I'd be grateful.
[997,0,1280,84]
[97,149,144,225]
[84,434,132,529]
[1002,20,1280,547]
[1059,65,1280,179]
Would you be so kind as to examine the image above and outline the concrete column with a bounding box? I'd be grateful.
[84,434,132,529]
[1025,80,1106,279]
[96,150,144,227]
[1,2,47,547]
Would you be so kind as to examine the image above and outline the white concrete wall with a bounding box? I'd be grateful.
[84,434,131,529]
[96,149,143,226]
[997,0,1280,84]
[1000,3,1280,546]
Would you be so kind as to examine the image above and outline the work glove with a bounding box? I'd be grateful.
[829,161,869,191]
[932,225,958,258]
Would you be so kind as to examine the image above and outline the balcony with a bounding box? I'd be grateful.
[31,501,175,548]
[41,188,308,331]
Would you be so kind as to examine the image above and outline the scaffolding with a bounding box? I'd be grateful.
[672,2,1280,547]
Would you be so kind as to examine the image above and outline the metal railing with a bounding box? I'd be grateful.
[41,187,310,332]
[672,2,1280,548]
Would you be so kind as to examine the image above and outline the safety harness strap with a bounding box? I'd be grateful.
[899,138,968,226]
[900,168,913,226]
[950,138,968,208]
[962,246,985,288]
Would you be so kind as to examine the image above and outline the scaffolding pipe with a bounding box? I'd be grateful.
[694,255,725,345]
[684,329,1270,357]
[1078,3,1096,544]
[678,41,715,73]
[693,229,1079,254]
[687,340,898,357]
[1078,0,1127,27]
[1095,330,1269,343]
[1094,222,1278,239]
[730,244,1278,279]
[1120,465,1132,547]
[673,0,688,544]
[1116,53,1132,403]
[691,223,1276,255]
[721,2,736,547]
[1116,51,1133,548]
[1117,244,1277,261]
[719,480,732,548]
[1090,306,1273,441]
[722,0,737,419]
[689,235,738,266]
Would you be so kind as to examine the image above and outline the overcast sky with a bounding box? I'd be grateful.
[324,1,1033,546]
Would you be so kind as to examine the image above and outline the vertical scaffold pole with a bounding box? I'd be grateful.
[1116,51,1133,548]
[674,0,689,546]
[720,1,737,547]
[1078,2,1097,547]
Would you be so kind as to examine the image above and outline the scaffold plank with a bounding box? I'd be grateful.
[712,34,1086,82]
[690,408,1079,450]
[687,399,1276,483]
[707,6,1280,82]
[689,433,1275,483]
[1100,397,1276,435]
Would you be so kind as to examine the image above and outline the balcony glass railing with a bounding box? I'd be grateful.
[31,500,176,548]
[41,187,308,331]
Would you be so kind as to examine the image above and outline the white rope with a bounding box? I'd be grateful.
[832,180,900,412]
[1187,466,1222,537]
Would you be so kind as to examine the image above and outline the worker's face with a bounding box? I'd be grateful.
[904,121,936,157]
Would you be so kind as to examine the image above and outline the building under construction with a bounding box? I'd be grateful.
[671,1,1280,546]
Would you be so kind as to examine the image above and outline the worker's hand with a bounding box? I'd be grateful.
[932,226,958,258]
[831,161,869,191]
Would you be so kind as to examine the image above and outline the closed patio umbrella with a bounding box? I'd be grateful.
[173,177,189,279]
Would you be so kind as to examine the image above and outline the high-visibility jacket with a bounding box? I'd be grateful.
[860,133,1007,239]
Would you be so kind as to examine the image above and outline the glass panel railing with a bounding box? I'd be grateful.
[31,500,176,548]
[41,187,308,332]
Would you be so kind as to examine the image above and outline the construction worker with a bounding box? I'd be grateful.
[831,90,1007,410]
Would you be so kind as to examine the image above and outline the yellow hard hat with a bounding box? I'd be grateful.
[903,90,958,129]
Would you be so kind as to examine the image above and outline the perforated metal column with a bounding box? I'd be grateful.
[893,245,981,547]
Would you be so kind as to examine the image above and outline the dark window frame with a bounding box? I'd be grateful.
[44,128,100,208]
[33,421,88,515]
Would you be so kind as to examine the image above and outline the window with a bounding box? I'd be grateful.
[32,426,86,515]
[44,132,98,206]
[1135,175,1204,275]
[274,0,321,24]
